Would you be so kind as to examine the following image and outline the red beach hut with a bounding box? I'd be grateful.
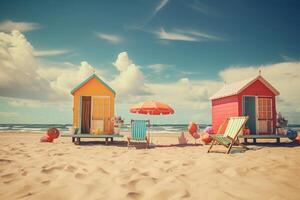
[210,75,280,135]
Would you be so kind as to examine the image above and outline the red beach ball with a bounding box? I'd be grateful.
[47,128,60,139]
[188,122,198,135]
[201,133,212,145]
[295,134,300,144]
[40,135,53,142]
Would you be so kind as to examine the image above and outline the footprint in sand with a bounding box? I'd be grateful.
[166,166,177,173]
[126,192,142,199]
[41,180,51,185]
[0,159,13,164]
[125,177,157,192]
[21,171,28,176]
[1,173,15,179]
[64,164,77,172]
[164,160,171,164]
[182,161,195,166]
[96,167,109,175]
[75,173,87,179]
[53,153,65,156]
[41,165,64,174]
[140,171,150,176]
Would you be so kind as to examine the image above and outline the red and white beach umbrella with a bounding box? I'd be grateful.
[130,101,175,115]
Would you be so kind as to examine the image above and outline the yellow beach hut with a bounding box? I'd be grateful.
[71,74,115,134]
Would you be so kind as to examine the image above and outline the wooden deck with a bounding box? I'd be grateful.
[61,133,123,145]
[238,134,289,144]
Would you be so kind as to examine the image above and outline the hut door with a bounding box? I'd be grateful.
[91,97,110,133]
[81,96,91,134]
[243,96,257,134]
[257,97,273,134]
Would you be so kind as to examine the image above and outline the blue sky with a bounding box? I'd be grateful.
[0,0,300,124]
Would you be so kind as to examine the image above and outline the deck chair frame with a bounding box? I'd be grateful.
[207,116,249,154]
[128,119,150,148]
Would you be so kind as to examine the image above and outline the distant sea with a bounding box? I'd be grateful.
[0,124,299,134]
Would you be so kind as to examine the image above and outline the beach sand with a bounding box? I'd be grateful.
[0,132,300,200]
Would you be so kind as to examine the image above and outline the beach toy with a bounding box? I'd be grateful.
[286,129,297,140]
[178,132,188,145]
[191,132,200,139]
[188,122,200,139]
[188,122,198,135]
[295,134,300,144]
[40,134,53,143]
[201,132,212,144]
[243,128,250,135]
[204,126,213,134]
[47,128,60,139]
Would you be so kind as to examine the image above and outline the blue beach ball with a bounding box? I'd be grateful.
[286,129,297,140]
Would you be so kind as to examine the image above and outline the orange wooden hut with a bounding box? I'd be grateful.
[71,74,115,134]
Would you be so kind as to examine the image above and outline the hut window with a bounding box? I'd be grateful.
[258,97,272,120]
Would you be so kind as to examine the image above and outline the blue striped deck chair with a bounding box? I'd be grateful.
[208,116,249,154]
[128,120,150,148]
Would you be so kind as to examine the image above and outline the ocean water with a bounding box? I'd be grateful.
[0,124,299,134]
[0,124,210,134]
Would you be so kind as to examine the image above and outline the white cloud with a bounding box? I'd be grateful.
[148,64,172,73]
[96,33,122,44]
[48,61,95,98]
[0,31,96,102]
[0,30,299,124]
[0,111,19,118]
[155,28,197,41]
[154,0,169,14]
[188,1,216,16]
[34,49,71,57]
[111,52,151,101]
[154,27,222,42]
[0,20,40,32]
[113,57,300,124]
[4,97,44,108]
[0,31,53,100]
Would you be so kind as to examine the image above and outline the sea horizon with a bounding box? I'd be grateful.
[1,123,300,134]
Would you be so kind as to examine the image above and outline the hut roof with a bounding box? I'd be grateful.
[210,75,279,100]
[71,74,116,95]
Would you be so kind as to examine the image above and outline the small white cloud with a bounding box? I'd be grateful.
[188,1,216,16]
[0,20,41,32]
[0,111,19,117]
[96,33,122,44]
[154,0,169,14]
[34,49,71,57]
[154,27,222,42]
[148,63,172,72]
[155,28,197,41]
[6,98,43,108]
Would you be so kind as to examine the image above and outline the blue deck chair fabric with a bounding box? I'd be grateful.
[131,120,147,141]
[128,120,150,148]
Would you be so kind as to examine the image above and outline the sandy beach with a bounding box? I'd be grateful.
[0,132,299,200]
